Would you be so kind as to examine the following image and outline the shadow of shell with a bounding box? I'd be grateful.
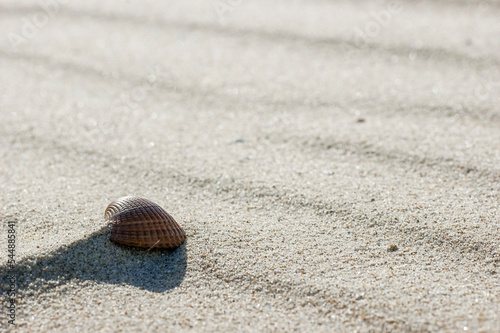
[0,226,187,294]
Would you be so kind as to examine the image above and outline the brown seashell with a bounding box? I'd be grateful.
[105,196,186,249]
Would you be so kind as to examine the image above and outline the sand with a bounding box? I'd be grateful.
[1,0,499,331]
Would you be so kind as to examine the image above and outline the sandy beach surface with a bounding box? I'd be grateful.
[1,0,499,331]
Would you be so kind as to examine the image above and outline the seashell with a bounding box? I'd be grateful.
[105,196,186,249]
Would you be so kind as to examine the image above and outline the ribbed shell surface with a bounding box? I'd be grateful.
[105,196,186,249]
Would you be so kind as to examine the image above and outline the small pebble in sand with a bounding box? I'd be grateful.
[387,244,399,252]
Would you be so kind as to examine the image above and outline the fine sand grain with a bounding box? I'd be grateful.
[1,0,499,332]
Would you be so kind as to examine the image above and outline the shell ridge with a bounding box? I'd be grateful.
[106,196,185,249]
